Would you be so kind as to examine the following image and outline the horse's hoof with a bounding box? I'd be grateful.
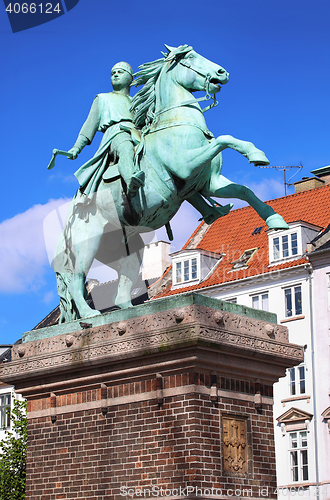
[248,150,270,166]
[83,309,101,319]
[116,301,133,309]
[266,214,289,230]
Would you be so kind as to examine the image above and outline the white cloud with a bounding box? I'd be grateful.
[249,179,285,202]
[42,290,56,304]
[154,201,203,253]
[0,198,70,293]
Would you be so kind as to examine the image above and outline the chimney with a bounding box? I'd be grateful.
[142,241,171,281]
[310,165,330,186]
[293,176,324,194]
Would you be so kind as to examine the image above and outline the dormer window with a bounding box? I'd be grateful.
[273,233,298,260]
[171,249,223,288]
[269,222,322,264]
[175,257,198,284]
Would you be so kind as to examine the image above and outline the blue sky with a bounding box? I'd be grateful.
[0,0,330,344]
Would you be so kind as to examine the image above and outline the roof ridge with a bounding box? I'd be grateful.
[181,220,205,249]
[263,182,330,204]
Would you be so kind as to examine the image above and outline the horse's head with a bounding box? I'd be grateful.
[131,44,230,128]
[165,44,229,95]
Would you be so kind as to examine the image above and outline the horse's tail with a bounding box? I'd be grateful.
[56,272,79,324]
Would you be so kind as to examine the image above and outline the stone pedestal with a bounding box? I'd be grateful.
[0,293,304,500]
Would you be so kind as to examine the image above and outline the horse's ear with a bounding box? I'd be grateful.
[164,44,176,54]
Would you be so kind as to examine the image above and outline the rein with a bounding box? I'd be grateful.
[147,121,214,138]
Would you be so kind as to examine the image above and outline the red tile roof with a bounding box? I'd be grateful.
[155,184,330,298]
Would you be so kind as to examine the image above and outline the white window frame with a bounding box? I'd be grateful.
[251,292,269,311]
[284,284,302,318]
[288,430,309,483]
[174,256,199,285]
[272,232,298,261]
[0,393,11,429]
[288,365,306,396]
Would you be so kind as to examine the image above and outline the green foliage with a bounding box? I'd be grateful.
[0,398,27,500]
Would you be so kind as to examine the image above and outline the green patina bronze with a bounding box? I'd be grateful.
[51,45,288,322]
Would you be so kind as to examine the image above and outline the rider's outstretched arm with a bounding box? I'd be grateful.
[68,96,100,159]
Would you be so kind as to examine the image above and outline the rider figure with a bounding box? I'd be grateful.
[69,62,145,198]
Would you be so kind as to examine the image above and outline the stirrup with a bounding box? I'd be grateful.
[127,171,145,198]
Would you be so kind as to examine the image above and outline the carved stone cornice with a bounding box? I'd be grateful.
[0,295,304,389]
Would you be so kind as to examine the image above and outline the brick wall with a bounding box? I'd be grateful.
[25,372,276,500]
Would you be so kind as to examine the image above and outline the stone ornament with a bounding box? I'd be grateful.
[17,346,25,358]
[117,322,127,336]
[223,416,247,473]
[173,309,185,322]
[65,335,75,347]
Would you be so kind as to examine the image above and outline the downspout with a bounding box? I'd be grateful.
[305,262,320,500]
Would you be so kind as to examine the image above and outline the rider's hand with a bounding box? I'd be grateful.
[68,147,79,160]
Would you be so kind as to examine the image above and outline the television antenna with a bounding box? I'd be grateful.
[258,165,303,196]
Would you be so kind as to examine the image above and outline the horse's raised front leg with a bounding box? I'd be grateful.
[203,174,289,230]
[215,135,269,166]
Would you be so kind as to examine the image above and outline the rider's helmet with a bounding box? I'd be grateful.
[111,62,133,78]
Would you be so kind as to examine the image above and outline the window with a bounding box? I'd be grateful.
[289,431,309,482]
[172,249,223,288]
[273,233,298,261]
[288,365,306,396]
[175,257,198,284]
[231,248,257,270]
[252,293,269,311]
[226,297,237,304]
[284,285,302,317]
[0,393,11,429]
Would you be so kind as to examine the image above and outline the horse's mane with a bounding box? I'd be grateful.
[130,44,193,129]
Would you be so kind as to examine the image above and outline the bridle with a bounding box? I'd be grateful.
[179,57,220,112]
[153,57,220,120]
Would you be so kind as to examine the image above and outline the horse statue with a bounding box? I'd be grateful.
[53,44,288,322]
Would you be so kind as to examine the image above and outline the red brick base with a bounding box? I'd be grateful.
[26,385,276,500]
